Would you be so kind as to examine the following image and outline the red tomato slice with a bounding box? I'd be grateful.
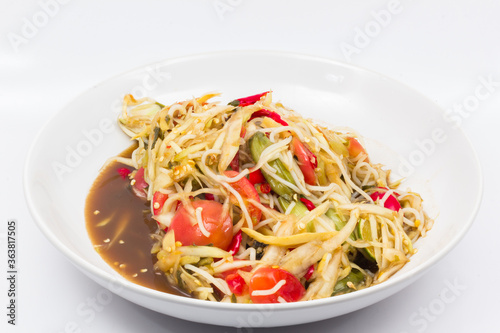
[169,200,233,250]
[152,191,168,216]
[224,170,262,225]
[347,137,369,162]
[370,188,401,211]
[132,167,148,198]
[249,266,305,303]
[291,137,317,185]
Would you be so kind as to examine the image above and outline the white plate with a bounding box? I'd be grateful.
[24,51,482,328]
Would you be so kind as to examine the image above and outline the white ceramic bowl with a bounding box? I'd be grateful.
[24,51,482,328]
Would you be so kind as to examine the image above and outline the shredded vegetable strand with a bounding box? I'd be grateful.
[114,91,433,304]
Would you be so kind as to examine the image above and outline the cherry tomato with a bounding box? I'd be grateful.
[347,137,369,162]
[291,137,317,185]
[370,188,401,211]
[169,200,233,250]
[152,191,168,216]
[249,266,305,303]
[224,170,262,225]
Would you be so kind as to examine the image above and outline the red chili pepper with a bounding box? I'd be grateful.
[204,193,215,201]
[300,198,316,211]
[260,183,271,194]
[228,91,269,107]
[248,169,266,184]
[117,167,131,179]
[304,264,315,280]
[240,126,247,138]
[249,109,289,127]
[227,230,242,255]
[226,273,247,296]
[230,150,240,172]
[152,191,168,216]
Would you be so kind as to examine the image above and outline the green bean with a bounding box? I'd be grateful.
[278,197,315,232]
[331,268,365,296]
[325,209,345,231]
[249,132,295,197]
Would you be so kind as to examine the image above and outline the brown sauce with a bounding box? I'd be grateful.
[85,146,188,297]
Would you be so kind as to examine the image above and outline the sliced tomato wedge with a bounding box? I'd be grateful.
[291,137,317,185]
[169,200,233,250]
[131,167,148,198]
[347,137,369,162]
[249,266,305,303]
[152,191,168,216]
[224,170,262,225]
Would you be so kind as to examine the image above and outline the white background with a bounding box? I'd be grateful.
[1,0,499,332]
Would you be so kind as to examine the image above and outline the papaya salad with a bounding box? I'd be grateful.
[112,91,433,303]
